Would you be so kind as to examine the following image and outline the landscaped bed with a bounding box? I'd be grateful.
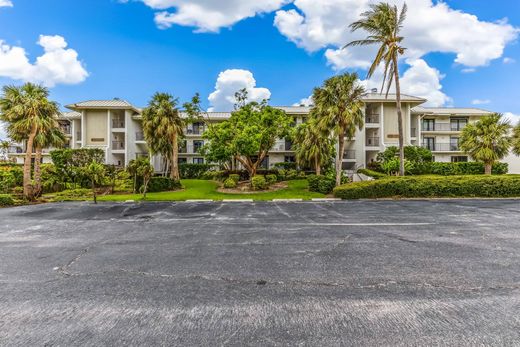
[99,179,325,201]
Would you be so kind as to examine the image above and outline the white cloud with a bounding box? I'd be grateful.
[0,122,6,140]
[503,57,516,64]
[0,0,13,8]
[461,68,476,74]
[208,69,271,111]
[504,112,520,126]
[293,95,313,107]
[472,99,491,105]
[274,0,519,69]
[0,35,88,87]
[131,0,290,32]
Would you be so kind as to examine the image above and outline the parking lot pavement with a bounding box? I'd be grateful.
[1,200,520,346]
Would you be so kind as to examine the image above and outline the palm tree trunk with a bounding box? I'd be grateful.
[485,163,492,175]
[33,146,43,197]
[336,131,345,186]
[171,132,180,180]
[23,126,37,200]
[315,156,321,176]
[393,55,405,177]
[92,179,97,204]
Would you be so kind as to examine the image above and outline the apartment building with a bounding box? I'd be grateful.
[7,92,513,172]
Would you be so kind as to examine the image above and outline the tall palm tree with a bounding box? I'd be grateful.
[0,83,59,199]
[459,114,511,175]
[346,2,408,176]
[312,72,365,186]
[293,119,334,176]
[33,124,67,196]
[0,140,10,161]
[512,124,520,157]
[142,93,184,180]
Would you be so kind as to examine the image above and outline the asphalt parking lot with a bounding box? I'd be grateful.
[1,200,520,346]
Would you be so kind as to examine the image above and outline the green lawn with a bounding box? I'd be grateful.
[99,179,325,202]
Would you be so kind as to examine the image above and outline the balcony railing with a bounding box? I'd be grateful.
[136,132,145,141]
[76,132,82,141]
[272,143,294,151]
[186,127,206,135]
[112,141,125,150]
[112,120,125,128]
[179,145,203,154]
[422,123,466,132]
[343,150,356,160]
[365,114,380,124]
[366,137,380,147]
[60,126,71,135]
[422,143,460,152]
[136,152,149,159]
[411,128,417,137]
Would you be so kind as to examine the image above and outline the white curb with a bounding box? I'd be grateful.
[185,199,214,202]
[311,198,342,202]
[124,200,135,203]
[223,199,254,202]
[272,199,303,202]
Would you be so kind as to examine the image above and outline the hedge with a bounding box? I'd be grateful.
[429,162,508,176]
[307,175,335,194]
[179,163,214,179]
[251,175,268,190]
[333,175,520,199]
[357,169,388,180]
[223,178,237,188]
[0,194,14,207]
[146,177,182,193]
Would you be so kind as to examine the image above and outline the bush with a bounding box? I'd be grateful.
[179,163,214,179]
[273,162,298,170]
[251,175,268,190]
[429,162,508,176]
[229,174,240,183]
[333,175,520,199]
[265,174,278,185]
[285,169,298,180]
[146,177,182,193]
[54,188,93,201]
[358,169,388,180]
[307,175,335,194]
[223,178,238,188]
[200,170,225,181]
[0,194,14,206]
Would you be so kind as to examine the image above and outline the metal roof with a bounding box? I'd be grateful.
[59,111,81,119]
[276,106,312,114]
[66,99,140,112]
[412,107,494,115]
[362,92,427,103]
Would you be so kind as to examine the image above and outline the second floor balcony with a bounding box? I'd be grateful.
[112,119,125,129]
[422,143,461,152]
[112,141,125,150]
[366,137,380,147]
[365,114,380,124]
[343,150,356,160]
[136,132,145,141]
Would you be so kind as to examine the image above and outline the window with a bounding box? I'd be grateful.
[450,118,468,131]
[193,140,204,153]
[423,137,435,151]
[450,137,460,151]
[193,158,204,164]
[451,156,468,163]
[284,156,295,163]
[192,122,205,135]
[423,119,435,131]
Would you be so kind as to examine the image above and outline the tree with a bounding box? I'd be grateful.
[142,93,184,180]
[0,140,10,161]
[136,159,154,199]
[33,125,67,197]
[203,91,292,178]
[85,161,105,204]
[459,114,511,175]
[293,119,335,175]
[312,73,365,186]
[346,2,408,176]
[512,124,520,157]
[0,83,60,199]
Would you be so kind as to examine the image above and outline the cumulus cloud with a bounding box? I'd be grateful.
[0,35,88,87]
[129,0,290,32]
[472,99,491,105]
[0,0,13,8]
[293,95,313,107]
[503,57,516,64]
[504,112,520,126]
[274,0,519,69]
[208,69,271,111]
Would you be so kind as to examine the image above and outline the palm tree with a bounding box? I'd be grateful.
[346,2,408,176]
[459,114,511,175]
[0,140,10,161]
[312,72,365,186]
[33,124,67,196]
[512,124,520,156]
[0,83,60,199]
[293,119,334,176]
[141,93,184,180]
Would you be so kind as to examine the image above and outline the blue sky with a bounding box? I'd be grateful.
[0,0,519,130]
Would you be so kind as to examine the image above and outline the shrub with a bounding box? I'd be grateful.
[146,177,182,193]
[265,174,278,185]
[229,174,240,183]
[429,162,508,176]
[223,178,238,188]
[0,194,14,207]
[333,175,520,199]
[307,175,335,194]
[251,175,268,190]
[358,169,388,180]
[200,170,225,181]
[179,163,214,179]
[54,189,93,201]
[273,162,298,170]
[285,169,298,180]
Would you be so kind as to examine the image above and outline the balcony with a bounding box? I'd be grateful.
[366,137,380,147]
[136,132,145,141]
[343,150,356,160]
[112,141,125,150]
[365,114,380,124]
[136,152,149,159]
[422,123,466,132]
[112,119,125,129]
[422,143,461,152]
[60,125,71,135]
[76,132,82,141]
[186,127,206,135]
[411,128,417,137]
[271,142,294,151]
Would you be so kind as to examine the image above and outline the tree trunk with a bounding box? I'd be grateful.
[92,180,97,204]
[485,163,492,175]
[23,126,37,200]
[336,131,345,186]
[315,156,321,176]
[33,146,43,197]
[393,55,405,177]
[171,132,180,180]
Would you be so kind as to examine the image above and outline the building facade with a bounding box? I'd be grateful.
[8,92,514,172]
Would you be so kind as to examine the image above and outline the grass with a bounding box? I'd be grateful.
[98,179,325,202]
